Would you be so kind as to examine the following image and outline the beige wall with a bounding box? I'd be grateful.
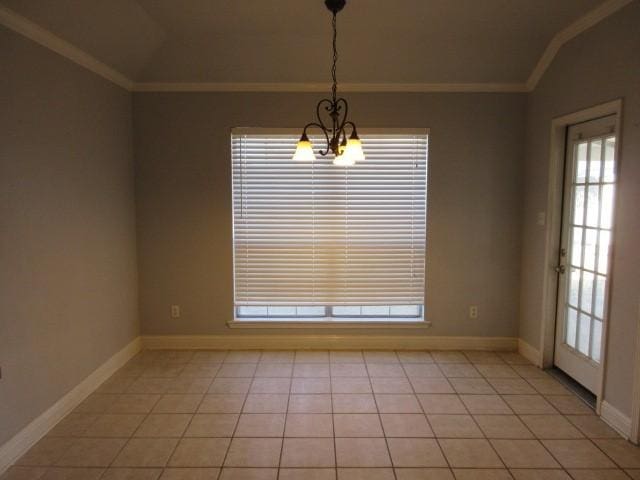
[133,91,526,338]
[0,27,139,445]
[519,2,640,416]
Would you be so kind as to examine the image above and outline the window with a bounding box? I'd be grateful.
[231,129,428,322]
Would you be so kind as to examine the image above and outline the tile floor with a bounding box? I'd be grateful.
[4,349,640,479]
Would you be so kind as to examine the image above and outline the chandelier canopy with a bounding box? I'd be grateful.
[293,0,364,166]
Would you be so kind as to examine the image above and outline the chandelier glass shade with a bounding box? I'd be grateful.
[293,0,364,166]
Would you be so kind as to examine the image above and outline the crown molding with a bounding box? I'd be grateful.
[526,0,634,91]
[0,5,133,90]
[132,82,528,93]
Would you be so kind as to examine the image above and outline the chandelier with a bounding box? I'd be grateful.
[293,0,365,166]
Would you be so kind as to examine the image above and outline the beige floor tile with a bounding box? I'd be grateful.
[371,377,413,394]
[112,438,177,467]
[191,351,228,363]
[438,439,503,468]
[439,364,481,378]
[397,351,434,364]
[109,395,160,414]
[281,438,335,467]
[198,394,245,414]
[331,377,372,394]
[125,378,170,394]
[285,413,333,437]
[167,377,212,394]
[566,415,621,438]
[542,439,616,468]
[387,438,448,467]
[509,470,571,480]
[452,469,513,480]
[498,353,530,365]
[16,438,75,466]
[473,415,533,439]
[183,414,238,437]
[259,351,295,364]
[208,378,251,394]
[335,438,391,467]
[520,415,584,439]
[333,414,383,437]
[254,363,293,377]
[593,438,640,468]
[216,364,256,378]
[527,379,570,395]
[337,468,394,479]
[290,378,331,394]
[380,413,433,437]
[410,378,454,394]
[223,438,282,467]
[82,414,145,437]
[280,468,336,480]
[168,438,229,467]
[449,378,496,394]
[293,364,330,378]
[501,395,557,414]
[487,379,536,395]
[511,366,549,379]
[47,414,98,437]
[626,470,640,480]
[242,394,288,413]
[367,364,406,377]
[74,394,119,414]
[332,394,377,413]
[417,394,467,414]
[288,394,332,413]
[491,439,559,468]
[223,351,261,363]
[159,468,220,479]
[376,394,422,413]
[99,468,162,480]
[39,468,105,480]
[459,395,512,414]
[135,414,192,438]
[180,364,220,378]
[463,351,504,365]
[234,414,285,437]
[432,352,468,364]
[427,415,483,438]
[330,351,365,364]
[295,351,329,363]
[218,469,277,480]
[394,468,454,480]
[141,365,184,378]
[57,438,126,467]
[330,364,368,377]
[476,364,519,378]
[153,395,203,414]
[363,351,400,364]
[0,466,48,479]
[249,378,291,394]
[566,469,632,479]
[403,364,443,378]
[543,395,593,415]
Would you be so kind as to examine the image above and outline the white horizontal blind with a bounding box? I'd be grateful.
[232,131,428,307]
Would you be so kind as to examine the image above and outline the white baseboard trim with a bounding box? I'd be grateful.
[0,337,142,475]
[141,334,518,351]
[518,338,542,367]
[601,400,632,439]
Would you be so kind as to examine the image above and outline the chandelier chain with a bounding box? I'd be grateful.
[331,12,338,104]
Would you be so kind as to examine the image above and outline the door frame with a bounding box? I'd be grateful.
[539,98,622,413]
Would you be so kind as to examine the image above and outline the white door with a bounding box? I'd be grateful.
[554,115,617,393]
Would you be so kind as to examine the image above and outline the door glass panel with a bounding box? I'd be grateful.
[580,271,594,314]
[592,320,602,362]
[594,275,606,319]
[597,230,610,274]
[583,229,597,271]
[578,313,591,355]
[588,140,602,182]
[603,137,616,182]
[576,142,588,182]
[586,186,600,227]
[569,268,580,307]
[566,307,578,348]
[601,185,614,229]
[571,227,583,267]
[573,187,585,226]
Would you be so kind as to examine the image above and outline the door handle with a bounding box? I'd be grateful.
[555,265,566,274]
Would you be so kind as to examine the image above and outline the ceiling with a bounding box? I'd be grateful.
[0,0,611,86]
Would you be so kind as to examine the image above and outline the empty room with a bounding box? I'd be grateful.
[1,0,640,478]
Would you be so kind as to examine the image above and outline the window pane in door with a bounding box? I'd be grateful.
[573,187,584,226]
[597,230,610,274]
[583,229,597,272]
[603,137,616,182]
[594,275,606,319]
[578,313,591,355]
[571,227,583,267]
[600,185,614,229]
[580,271,594,314]
[586,186,600,227]
[588,139,602,182]
[569,268,580,307]
[566,307,578,348]
[592,320,602,362]
[576,142,588,183]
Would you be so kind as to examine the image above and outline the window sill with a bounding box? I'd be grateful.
[227,319,431,329]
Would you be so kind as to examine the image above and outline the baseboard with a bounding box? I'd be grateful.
[601,400,632,439]
[0,336,142,475]
[141,334,518,351]
[518,338,542,367]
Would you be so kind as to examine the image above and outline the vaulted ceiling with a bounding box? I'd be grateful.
[0,0,619,88]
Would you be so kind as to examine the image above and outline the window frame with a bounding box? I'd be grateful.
[229,127,430,327]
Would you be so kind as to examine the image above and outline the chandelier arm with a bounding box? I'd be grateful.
[335,98,349,138]
[302,122,332,157]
